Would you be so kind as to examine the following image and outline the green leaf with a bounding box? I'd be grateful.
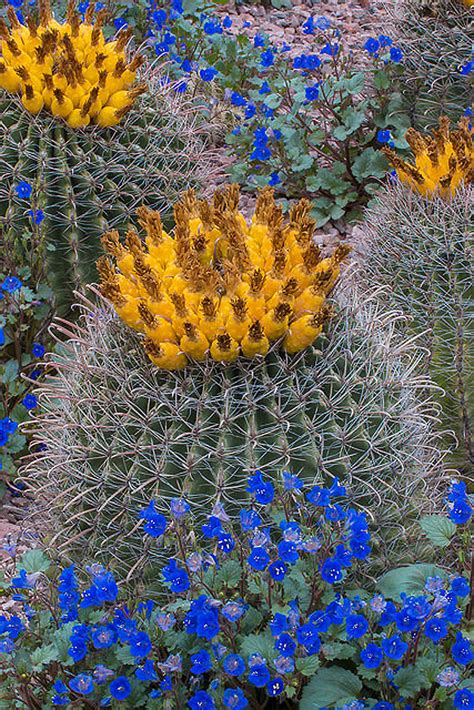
[1,360,19,384]
[377,563,447,601]
[264,94,283,110]
[18,549,51,574]
[419,515,456,548]
[214,560,242,588]
[300,667,363,709]
[393,666,426,697]
[114,645,136,665]
[30,644,58,671]
[322,642,356,661]
[296,655,320,677]
[352,148,388,180]
[240,606,264,635]
[239,631,275,661]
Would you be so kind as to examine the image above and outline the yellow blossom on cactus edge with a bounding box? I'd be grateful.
[97,185,351,371]
[382,117,473,197]
[0,0,146,128]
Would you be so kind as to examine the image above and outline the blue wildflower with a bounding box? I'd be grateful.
[306,485,330,506]
[135,659,157,681]
[162,559,190,593]
[69,674,94,695]
[200,67,218,81]
[305,85,319,101]
[346,614,369,639]
[452,633,474,665]
[21,394,37,410]
[364,37,380,54]
[91,625,117,649]
[379,35,392,47]
[188,691,215,709]
[451,576,470,597]
[270,613,289,637]
[377,129,392,144]
[223,687,248,709]
[109,676,131,700]
[267,677,285,696]
[240,509,262,531]
[321,42,339,56]
[139,500,167,537]
[2,276,22,292]
[190,649,213,675]
[390,47,403,62]
[15,181,32,199]
[453,689,474,709]
[254,34,265,48]
[274,633,296,658]
[170,498,190,519]
[217,533,235,553]
[129,631,152,658]
[223,654,246,676]
[296,624,321,654]
[222,601,246,622]
[449,498,472,525]
[269,560,287,581]
[260,49,274,67]
[247,546,270,571]
[248,663,270,687]
[360,643,383,669]
[321,557,343,584]
[231,92,247,107]
[382,635,408,660]
[28,209,44,224]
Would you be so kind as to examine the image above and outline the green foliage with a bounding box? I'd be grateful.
[22,282,443,578]
[420,515,457,548]
[361,181,473,474]
[222,35,409,225]
[300,667,363,708]
[0,264,53,496]
[130,9,411,224]
[0,75,212,313]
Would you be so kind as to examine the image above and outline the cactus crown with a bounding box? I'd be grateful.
[97,185,350,371]
[383,117,473,197]
[0,0,146,128]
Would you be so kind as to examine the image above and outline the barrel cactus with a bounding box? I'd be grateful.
[386,0,473,127]
[0,1,213,312]
[359,124,473,473]
[23,186,443,580]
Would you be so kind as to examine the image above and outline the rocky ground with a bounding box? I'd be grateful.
[0,0,388,559]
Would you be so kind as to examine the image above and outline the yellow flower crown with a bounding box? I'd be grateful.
[0,0,146,128]
[97,186,350,371]
[383,117,473,197]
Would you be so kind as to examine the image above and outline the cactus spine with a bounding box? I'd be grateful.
[359,180,473,473]
[386,0,473,127]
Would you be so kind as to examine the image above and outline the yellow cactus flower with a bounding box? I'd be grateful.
[0,0,146,127]
[98,186,350,370]
[382,117,473,197]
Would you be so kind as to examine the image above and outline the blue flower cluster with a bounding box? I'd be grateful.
[447,481,472,525]
[364,35,403,63]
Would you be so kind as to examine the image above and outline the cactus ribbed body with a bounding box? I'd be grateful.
[24,285,442,580]
[387,0,473,127]
[360,182,473,474]
[0,86,211,312]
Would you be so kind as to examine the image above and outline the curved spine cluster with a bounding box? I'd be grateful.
[383,117,473,197]
[0,0,146,128]
[98,186,350,370]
